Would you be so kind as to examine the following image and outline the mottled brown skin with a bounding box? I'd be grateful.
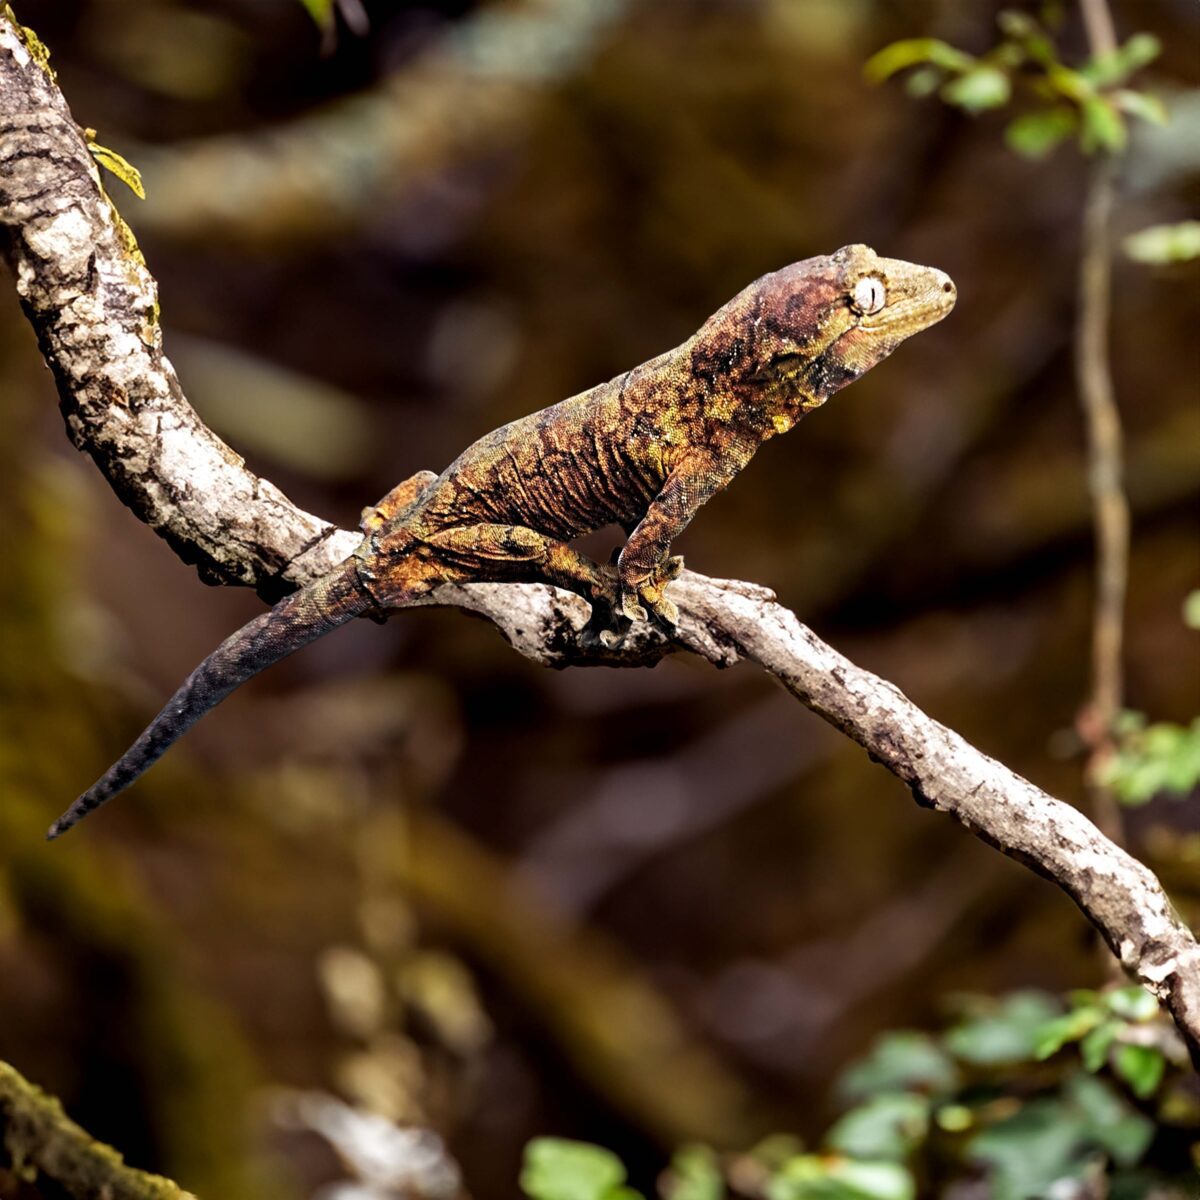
[50,245,955,838]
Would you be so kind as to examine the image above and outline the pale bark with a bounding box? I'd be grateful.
[1,14,1196,1061]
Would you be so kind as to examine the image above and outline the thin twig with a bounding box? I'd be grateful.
[1074,2,1130,850]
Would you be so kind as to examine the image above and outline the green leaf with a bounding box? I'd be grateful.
[826,1094,930,1162]
[667,1145,724,1200]
[945,992,1062,1065]
[864,39,975,84]
[1080,1020,1122,1071]
[1032,1006,1103,1059]
[1102,718,1200,803]
[1113,1044,1165,1100]
[1123,222,1200,266]
[1005,107,1077,158]
[1111,89,1168,126]
[1081,33,1161,88]
[1105,987,1160,1023]
[837,1032,958,1101]
[940,66,1011,113]
[1185,590,1200,629]
[297,0,335,29]
[1045,64,1094,102]
[1067,1073,1155,1165]
[520,1139,633,1200]
[934,1104,973,1133]
[904,67,943,98]
[87,141,145,199]
[967,1097,1088,1200]
[768,1157,915,1200]
[1079,95,1127,154]
[996,10,1039,39]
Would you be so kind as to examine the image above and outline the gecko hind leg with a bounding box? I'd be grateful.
[361,469,440,534]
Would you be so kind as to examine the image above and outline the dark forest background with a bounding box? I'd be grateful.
[0,0,1197,1196]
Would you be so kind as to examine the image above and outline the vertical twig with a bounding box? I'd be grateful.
[1079,0,1118,57]
[1074,0,1128,851]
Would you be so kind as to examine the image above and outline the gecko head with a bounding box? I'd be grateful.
[696,244,956,419]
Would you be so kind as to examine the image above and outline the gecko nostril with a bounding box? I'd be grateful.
[943,281,955,294]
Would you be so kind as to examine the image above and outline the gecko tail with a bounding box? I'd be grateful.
[48,559,374,841]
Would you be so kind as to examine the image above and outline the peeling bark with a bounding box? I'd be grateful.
[1,14,1196,1060]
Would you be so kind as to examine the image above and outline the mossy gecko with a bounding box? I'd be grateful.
[50,244,955,838]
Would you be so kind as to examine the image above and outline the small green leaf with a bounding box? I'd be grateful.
[1080,1020,1122,1071]
[996,10,1039,39]
[1067,1074,1155,1165]
[297,0,335,28]
[668,1145,724,1200]
[1046,64,1094,102]
[904,67,943,98]
[1123,221,1200,265]
[940,66,1011,113]
[1111,89,1168,126]
[87,141,145,199]
[864,39,975,84]
[1186,590,1200,629]
[1082,33,1162,87]
[1113,1044,1165,1099]
[1101,717,1200,803]
[945,992,1061,1065]
[1105,987,1160,1023]
[1032,1006,1103,1059]
[520,1139,632,1200]
[826,1094,930,1162]
[768,1157,915,1200]
[837,1032,958,1101]
[1005,107,1076,157]
[934,1105,973,1133]
[1079,95,1127,154]
[967,1097,1087,1200]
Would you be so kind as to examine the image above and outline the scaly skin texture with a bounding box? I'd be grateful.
[50,245,955,838]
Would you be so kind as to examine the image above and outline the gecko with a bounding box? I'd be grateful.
[48,244,955,839]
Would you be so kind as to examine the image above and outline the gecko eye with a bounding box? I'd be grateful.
[850,276,886,315]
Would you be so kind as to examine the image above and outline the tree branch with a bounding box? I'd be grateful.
[2,14,1196,1060]
[0,1061,195,1199]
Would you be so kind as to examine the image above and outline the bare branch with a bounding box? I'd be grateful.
[130,0,631,245]
[2,14,1196,1060]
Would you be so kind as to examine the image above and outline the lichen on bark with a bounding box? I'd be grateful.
[0,1062,195,1200]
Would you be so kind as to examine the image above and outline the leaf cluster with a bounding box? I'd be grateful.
[864,6,1166,158]
[1099,593,1200,805]
[518,987,1196,1200]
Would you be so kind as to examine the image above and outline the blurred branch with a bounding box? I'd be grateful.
[1075,1,1130,850]
[2,12,1198,1064]
[131,0,631,245]
[381,807,765,1146]
[0,1061,195,1199]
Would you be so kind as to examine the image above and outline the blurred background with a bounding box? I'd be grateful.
[0,0,1197,1196]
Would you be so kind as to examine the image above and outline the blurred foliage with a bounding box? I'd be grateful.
[867,5,1165,156]
[1099,595,1200,805]
[1123,221,1200,264]
[519,986,1197,1200]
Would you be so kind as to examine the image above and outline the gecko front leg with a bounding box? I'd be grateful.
[616,451,743,628]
